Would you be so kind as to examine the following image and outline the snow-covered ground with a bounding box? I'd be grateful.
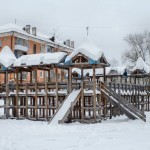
[0,113,150,150]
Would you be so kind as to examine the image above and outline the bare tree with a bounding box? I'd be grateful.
[122,31,150,66]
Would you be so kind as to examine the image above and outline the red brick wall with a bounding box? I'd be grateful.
[0,35,66,83]
[0,36,14,52]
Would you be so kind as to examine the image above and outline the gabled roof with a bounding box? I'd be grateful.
[132,57,150,74]
[13,52,67,67]
[0,46,16,68]
[65,37,104,62]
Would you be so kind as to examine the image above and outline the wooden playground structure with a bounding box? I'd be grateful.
[0,38,148,124]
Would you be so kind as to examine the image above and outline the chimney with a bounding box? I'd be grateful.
[32,27,37,36]
[66,39,70,47]
[25,25,31,34]
[70,41,74,48]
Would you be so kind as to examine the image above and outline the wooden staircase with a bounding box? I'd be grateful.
[100,82,146,122]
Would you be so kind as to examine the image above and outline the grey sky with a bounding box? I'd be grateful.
[1,0,150,64]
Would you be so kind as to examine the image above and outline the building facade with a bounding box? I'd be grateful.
[0,23,74,83]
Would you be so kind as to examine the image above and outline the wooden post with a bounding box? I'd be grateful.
[55,67,58,108]
[98,81,102,122]
[25,83,28,118]
[121,76,122,83]
[81,67,84,122]
[134,77,136,84]
[103,67,106,83]
[20,71,23,83]
[35,68,38,120]
[45,71,48,120]
[93,66,96,122]
[68,67,72,93]
[30,71,32,84]
[70,102,73,122]
[16,68,19,118]
[6,70,9,118]
[48,69,50,82]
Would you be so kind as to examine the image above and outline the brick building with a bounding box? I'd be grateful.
[0,23,74,83]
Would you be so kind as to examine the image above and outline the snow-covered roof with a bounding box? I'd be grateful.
[0,23,73,51]
[132,57,150,73]
[0,46,16,68]
[106,66,126,75]
[65,37,103,62]
[0,23,51,42]
[13,52,67,67]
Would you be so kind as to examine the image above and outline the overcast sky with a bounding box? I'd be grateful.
[1,0,150,64]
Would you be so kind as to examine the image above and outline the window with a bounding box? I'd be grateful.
[47,45,54,52]
[15,37,28,47]
[18,72,27,80]
[40,71,43,78]
[22,72,27,80]
[0,40,2,47]
[33,44,36,54]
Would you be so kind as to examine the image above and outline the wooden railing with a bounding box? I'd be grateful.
[100,81,146,122]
